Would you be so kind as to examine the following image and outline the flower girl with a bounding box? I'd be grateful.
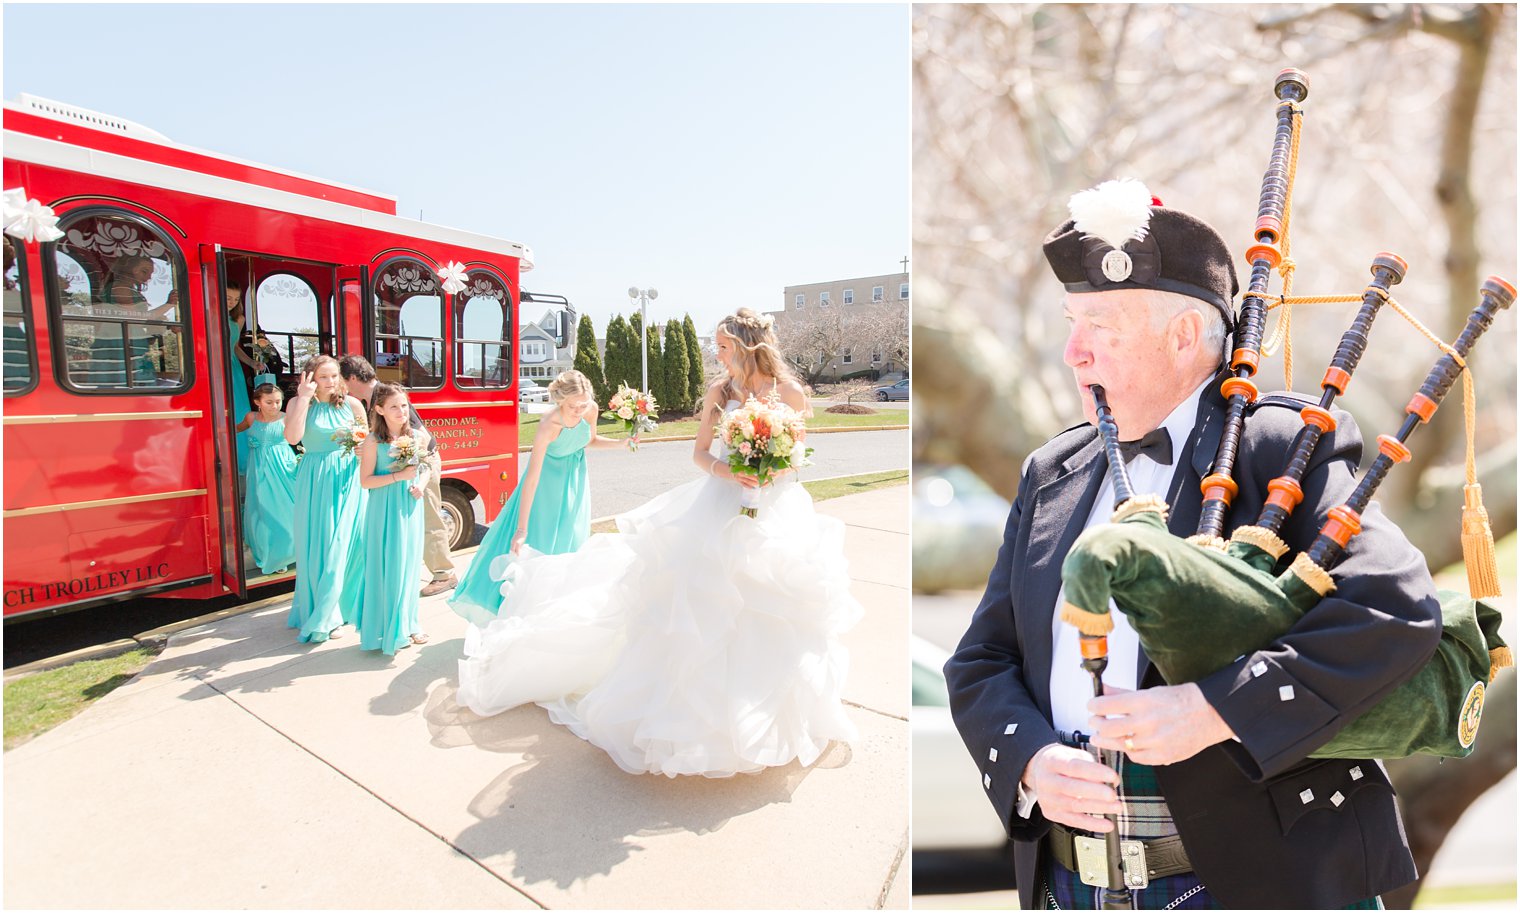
[238,384,298,575]
[355,383,432,654]
[449,369,631,626]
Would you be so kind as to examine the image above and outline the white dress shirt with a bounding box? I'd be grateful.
[1016,377,1211,818]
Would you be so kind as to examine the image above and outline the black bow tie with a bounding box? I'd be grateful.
[1117,428,1173,466]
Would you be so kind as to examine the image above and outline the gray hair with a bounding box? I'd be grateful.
[1143,288,1229,366]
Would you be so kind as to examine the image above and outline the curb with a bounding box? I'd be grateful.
[4,639,144,681]
[517,424,908,453]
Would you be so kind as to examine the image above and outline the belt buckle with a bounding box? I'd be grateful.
[1073,836,1150,890]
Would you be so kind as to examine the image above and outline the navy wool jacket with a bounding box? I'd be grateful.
[945,378,1442,910]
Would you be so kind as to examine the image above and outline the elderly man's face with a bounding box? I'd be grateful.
[1063,289,1198,438]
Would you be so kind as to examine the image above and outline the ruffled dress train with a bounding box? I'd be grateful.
[457,465,861,778]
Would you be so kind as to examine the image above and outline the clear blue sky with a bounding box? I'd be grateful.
[3,3,908,334]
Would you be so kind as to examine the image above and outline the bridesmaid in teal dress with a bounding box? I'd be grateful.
[450,369,631,626]
[225,282,256,474]
[285,355,368,642]
[238,384,298,575]
[355,382,432,654]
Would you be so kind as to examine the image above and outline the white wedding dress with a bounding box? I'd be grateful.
[456,402,862,778]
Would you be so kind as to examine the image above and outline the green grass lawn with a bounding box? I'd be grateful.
[4,646,160,750]
[519,408,908,448]
[803,469,909,501]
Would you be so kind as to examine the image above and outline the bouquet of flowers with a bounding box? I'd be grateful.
[604,383,658,451]
[719,394,813,517]
[390,434,424,470]
[330,416,368,457]
[252,337,279,372]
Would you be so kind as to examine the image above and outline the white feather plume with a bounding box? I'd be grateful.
[1068,179,1154,251]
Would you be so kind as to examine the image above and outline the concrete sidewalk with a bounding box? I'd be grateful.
[4,488,910,910]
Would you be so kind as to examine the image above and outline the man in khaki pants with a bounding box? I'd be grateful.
[339,355,459,597]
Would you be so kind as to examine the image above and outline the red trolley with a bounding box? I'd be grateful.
[4,95,536,619]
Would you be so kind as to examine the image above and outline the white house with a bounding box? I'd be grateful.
[518,308,575,381]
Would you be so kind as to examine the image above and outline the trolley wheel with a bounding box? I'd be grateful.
[440,486,476,552]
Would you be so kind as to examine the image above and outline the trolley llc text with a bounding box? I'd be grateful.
[5,562,173,607]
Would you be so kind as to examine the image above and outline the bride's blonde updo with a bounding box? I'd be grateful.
[711,308,796,411]
[547,369,593,404]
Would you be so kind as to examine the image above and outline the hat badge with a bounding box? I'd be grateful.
[1100,248,1134,283]
[1069,179,1152,285]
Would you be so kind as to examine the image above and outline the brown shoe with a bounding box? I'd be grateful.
[420,575,457,598]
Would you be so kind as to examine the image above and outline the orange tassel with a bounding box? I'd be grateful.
[1461,483,1502,600]
[1490,646,1514,683]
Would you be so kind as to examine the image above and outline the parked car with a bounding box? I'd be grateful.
[518,379,550,403]
[912,634,1019,893]
[913,464,1010,593]
[875,377,911,401]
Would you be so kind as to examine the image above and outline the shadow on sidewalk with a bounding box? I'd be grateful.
[421,678,855,889]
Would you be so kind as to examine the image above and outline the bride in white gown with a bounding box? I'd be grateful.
[457,308,862,778]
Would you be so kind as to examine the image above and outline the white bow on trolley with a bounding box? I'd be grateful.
[437,260,468,295]
[3,188,64,244]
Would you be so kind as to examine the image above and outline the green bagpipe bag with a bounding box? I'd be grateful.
[1059,500,1509,759]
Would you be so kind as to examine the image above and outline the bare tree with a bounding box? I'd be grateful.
[862,301,912,376]
[913,3,1516,568]
[775,307,871,386]
[829,379,880,409]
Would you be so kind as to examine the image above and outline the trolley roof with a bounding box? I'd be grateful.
[3,95,533,269]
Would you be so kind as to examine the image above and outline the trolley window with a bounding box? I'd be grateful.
[44,209,190,394]
[4,237,36,395]
[371,257,443,389]
[253,272,324,374]
[454,268,513,388]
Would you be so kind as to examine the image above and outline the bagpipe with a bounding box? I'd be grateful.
[1059,67,1514,772]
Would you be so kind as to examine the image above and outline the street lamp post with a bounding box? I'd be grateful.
[627,286,658,391]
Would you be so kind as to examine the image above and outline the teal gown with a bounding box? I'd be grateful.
[229,317,251,472]
[287,401,367,641]
[450,417,591,626]
[242,418,298,575]
[356,441,426,654]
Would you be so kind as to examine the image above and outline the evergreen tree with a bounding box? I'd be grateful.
[604,314,633,390]
[644,323,663,404]
[662,319,692,413]
[573,314,608,403]
[682,314,705,406]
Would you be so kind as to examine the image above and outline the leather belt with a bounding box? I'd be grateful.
[1048,823,1193,885]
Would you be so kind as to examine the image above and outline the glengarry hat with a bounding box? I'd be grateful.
[1043,179,1240,332]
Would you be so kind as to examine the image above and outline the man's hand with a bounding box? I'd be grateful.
[1087,683,1236,766]
[1021,743,1122,833]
